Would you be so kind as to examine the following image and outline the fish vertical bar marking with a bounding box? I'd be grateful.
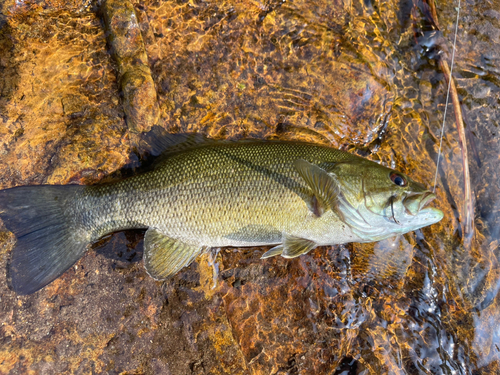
[433,0,462,192]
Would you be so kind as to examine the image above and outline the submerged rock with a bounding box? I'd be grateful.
[101,0,159,133]
[1,0,500,373]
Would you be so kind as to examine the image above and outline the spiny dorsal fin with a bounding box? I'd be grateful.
[261,236,317,259]
[143,228,203,280]
[142,125,214,157]
[294,159,343,219]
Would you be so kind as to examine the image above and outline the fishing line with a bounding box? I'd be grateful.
[432,0,461,192]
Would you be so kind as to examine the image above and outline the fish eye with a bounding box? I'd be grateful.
[389,172,407,187]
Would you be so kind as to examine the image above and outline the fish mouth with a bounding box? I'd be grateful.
[403,191,436,216]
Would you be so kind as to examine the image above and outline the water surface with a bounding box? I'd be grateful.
[0,0,499,373]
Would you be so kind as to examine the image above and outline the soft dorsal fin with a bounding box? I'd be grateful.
[294,159,343,219]
[261,236,318,259]
[143,228,203,279]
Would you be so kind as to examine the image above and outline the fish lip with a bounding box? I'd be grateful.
[418,206,444,224]
[419,191,436,211]
[403,191,436,215]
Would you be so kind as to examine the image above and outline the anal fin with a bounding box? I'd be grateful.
[143,228,203,280]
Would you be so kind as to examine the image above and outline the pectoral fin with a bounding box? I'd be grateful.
[261,236,317,259]
[294,159,342,219]
[143,228,203,280]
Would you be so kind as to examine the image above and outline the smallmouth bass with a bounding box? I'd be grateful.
[0,137,443,294]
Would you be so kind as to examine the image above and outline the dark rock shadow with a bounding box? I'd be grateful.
[92,230,145,266]
[0,15,20,126]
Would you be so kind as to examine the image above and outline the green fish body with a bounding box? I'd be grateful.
[0,139,443,294]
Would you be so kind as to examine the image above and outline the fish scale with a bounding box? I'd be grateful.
[0,139,443,294]
[75,143,346,245]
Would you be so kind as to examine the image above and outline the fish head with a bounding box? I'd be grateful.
[330,160,443,241]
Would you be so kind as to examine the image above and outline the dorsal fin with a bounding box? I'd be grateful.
[142,125,215,157]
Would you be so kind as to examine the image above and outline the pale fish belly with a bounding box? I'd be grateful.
[150,192,361,248]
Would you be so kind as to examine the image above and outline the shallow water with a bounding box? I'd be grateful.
[0,0,500,373]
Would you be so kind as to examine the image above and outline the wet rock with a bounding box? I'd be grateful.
[1,0,500,374]
[101,0,159,133]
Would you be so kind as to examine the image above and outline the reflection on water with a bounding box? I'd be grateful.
[368,236,415,279]
[0,0,499,373]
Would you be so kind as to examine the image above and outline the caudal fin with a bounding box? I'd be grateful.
[0,185,88,295]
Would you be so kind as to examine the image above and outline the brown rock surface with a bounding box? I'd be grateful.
[101,0,160,133]
[1,0,500,374]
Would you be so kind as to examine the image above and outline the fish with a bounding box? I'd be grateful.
[0,135,443,295]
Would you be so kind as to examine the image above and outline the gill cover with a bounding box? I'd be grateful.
[294,157,443,242]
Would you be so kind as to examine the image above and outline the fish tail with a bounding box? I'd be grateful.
[0,185,88,295]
